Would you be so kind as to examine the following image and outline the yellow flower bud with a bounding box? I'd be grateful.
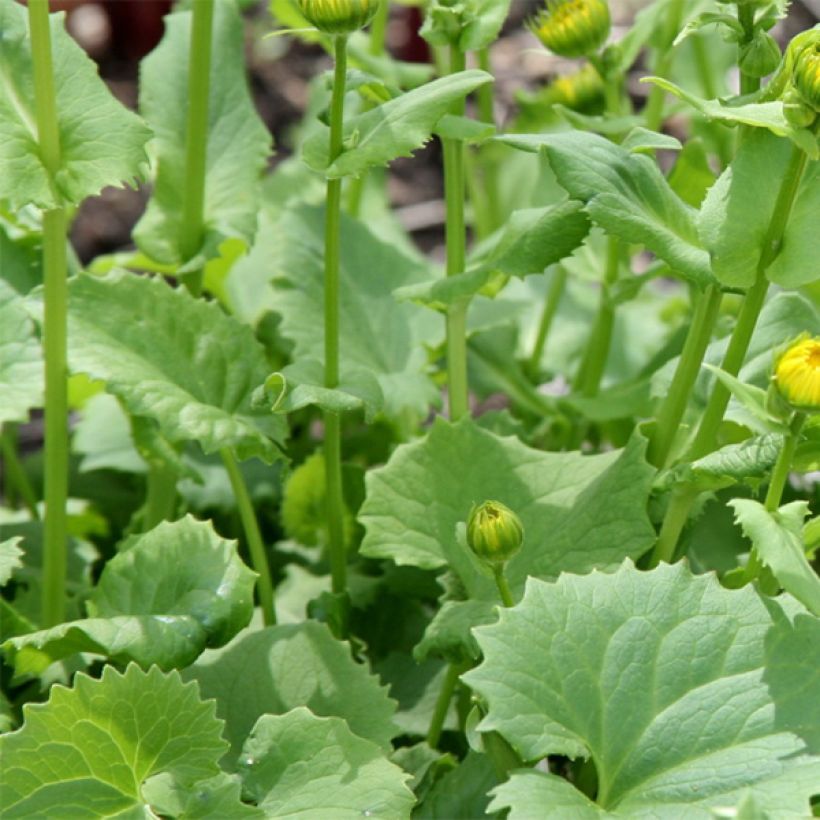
[794,40,820,112]
[529,0,611,59]
[774,336,820,412]
[298,0,379,35]
[466,501,524,566]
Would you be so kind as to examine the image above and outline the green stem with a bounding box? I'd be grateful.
[30,0,68,629]
[649,145,809,567]
[574,236,619,398]
[180,0,214,296]
[1,425,40,519]
[426,660,465,748]
[443,45,469,419]
[493,565,515,608]
[143,465,178,531]
[325,36,349,596]
[642,0,685,130]
[528,266,568,378]
[647,284,722,468]
[221,448,276,626]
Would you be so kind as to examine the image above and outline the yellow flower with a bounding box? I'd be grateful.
[794,40,820,112]
[529,0,610,59]
[774,336,820,411]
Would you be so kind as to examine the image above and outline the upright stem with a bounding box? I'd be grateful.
[325,37,349,596]
[1,425,40,519]
[221,448,276,626]
[180,0,214,296]
[426,660,466,748]
[493,565,515,608]
[29,0,68,628]
[574,236,619,397]
[528,266,567,378]
[650,145,809,567]
[642,0,685,130]
[647,284,722,468]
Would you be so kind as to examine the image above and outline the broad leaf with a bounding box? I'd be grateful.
[0,279,42,424]
[186,620,399,761]
[303,70,493,178]
[0,0,150,210]
[359,419,656,600]
[73,393,146,475]
[135,0,271,268]
[465,561,820,818]
[3,516,257,674]
[699,129,820,288]
[45,270,286,462]
[459,0,511,52]
[143,772,260,819]
[498,131,714,287]
[238,708,414,818]
[0,664,227,817]
[413,750,498,819]
[414,599,498,664]
[264,204,440,417]
[0,536,24,587]
[731,500,820,617]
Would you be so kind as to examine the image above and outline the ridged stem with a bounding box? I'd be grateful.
[528,266,567,378]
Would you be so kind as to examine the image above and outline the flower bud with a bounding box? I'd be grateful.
[298,0,379,35]
[466,501,524,566]
[773,335,820,412]
[739,30,781,79]
[782,88,817,129]
[529,0,611,59]
[793,40,820,112]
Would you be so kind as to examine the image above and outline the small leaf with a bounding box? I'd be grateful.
[238,708,414,818]
[0,1,150,209]
[134,0,271,268]
[730,499,820,617]
[0,279,42,424]
[43,270,287,463]
[498,131,714,287]
[703,364,784,432]
[413,599,498,664]
[0,664,227,817]
[186,620,400,762]
[620,127,683,153]
[466,562,820,818]
[303,70,493,178]
[0,537,24,587]
[3,516,257,673]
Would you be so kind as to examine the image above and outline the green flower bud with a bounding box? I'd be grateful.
[783,87,817,129]
[466,501,524,566]
[529,0,611,59]
[794,39,820,111]
[298,0,379,35]
[739,30,781,79]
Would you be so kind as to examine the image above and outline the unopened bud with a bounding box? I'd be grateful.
[783,88,817,129]
[794,40,820,111]
[529,0,611,59]
[739,30,781,79]
[466,501,524,566]
[298,0,379,35]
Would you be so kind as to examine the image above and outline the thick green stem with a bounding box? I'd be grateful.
[650,145,809,567]
[426,660,465,748]
[442,46,469,420]
[528,266,568,378]
[221,448,276,626]
[1,425,40,519]
[493,565,515,608]
[647,284,723,469]
[143,465,178,531]
[574,236,619,398]
[324,37,349,596]
[30,0,68,628]
[180,0,214,296]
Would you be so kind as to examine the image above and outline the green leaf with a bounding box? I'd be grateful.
[0,223,41,295]
[238,708,414,818]
[303,70,493,178]
[134,0,271,268]
[620,127,683,153]
[0,279,42,424]
[498,131,714,287]
[0,1,150,210]
[143,772,261,819]
[465,562,820,818]
[730,500,820,617]
[0,537,24,587]
[414,750,498,819]
[414,599,498,664]
[667,139,716,208]
[458,0,511,51]
[185,620,399,762]
[3,515,257,673]
[703,364,784,432]
[73,393,146,474]
[699,129,819,289]
[265,204,440,417]
[0,664,227,817]
[48,270,286,462]
[360,419,656,600]
[397,202,591,308]
[641,77,818,158]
